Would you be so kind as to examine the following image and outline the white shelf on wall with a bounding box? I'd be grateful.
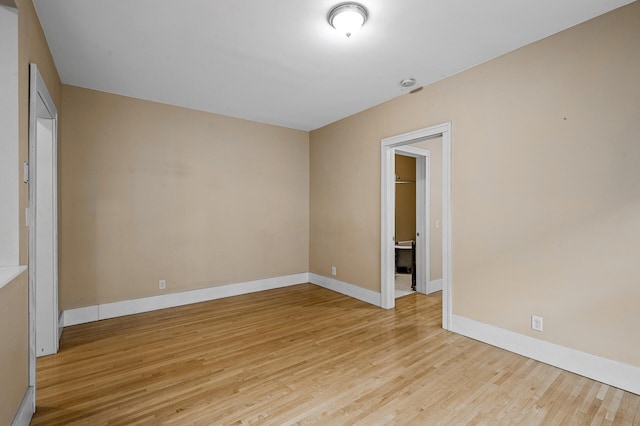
[0,265,27,290]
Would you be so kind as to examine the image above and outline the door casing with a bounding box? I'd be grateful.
[380,123,452,330]
[28,63,59,403]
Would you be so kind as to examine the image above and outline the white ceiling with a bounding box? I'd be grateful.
[33,0,634,131]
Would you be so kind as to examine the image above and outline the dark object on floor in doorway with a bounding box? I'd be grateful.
[395,240,417,291]
[411,240,416,291]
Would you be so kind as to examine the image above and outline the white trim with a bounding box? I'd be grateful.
[395,145,429,158]
[62,305,98,327]
[11,386,34,426]
[442,127,452,329]
[381,122,452,330]
[63,273,384,328]
[309,273,381,307]
[28,63,59,395]
[380,141,396,309]
[382,123,451,146]
[62,273,309,327]
[427,278,442,294]
[416,154,429,294]
[451,315,640,396]
[0,265,26,290]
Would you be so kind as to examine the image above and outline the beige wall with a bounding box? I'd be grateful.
[412,137,443,281]
[309,2,640,367]
[59,86,309,309]
[394,154,416,242]
[310,116,381,287]
[18,0,61,265]
[0,273,28,425]
[0,0,62,423]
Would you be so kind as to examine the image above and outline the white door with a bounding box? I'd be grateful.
[29,64,59,358]
[414,151,430,295]
[34,117,57,355]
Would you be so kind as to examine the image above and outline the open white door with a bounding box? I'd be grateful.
[28,63,59,362]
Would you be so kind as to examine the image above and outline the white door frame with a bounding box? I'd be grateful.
[381,122,452,330]
[28,63,59,396]
[394,147,430,295]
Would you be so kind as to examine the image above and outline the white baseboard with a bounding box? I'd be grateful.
[11,386,34,426]
[62,305,99,327]
[309,273,381,307]
[63,273,309,327]
[63,273,381,327]
[451,315,640,396]
[427,278,442,294]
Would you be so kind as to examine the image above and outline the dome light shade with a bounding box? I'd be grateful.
[328,3,368,38]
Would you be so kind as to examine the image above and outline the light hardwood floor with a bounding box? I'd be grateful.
[32,284,639,425]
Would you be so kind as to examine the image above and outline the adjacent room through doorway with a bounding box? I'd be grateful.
[394,153,416,298]
[390,134,446,305]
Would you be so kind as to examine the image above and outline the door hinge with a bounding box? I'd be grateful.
[23,162,29,183]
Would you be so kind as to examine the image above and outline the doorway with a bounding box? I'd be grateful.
[394,147,429,298]
[28,62,59,381]
[380,123,452,329]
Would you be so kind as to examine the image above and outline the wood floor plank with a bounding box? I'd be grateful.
[31,284,640,425]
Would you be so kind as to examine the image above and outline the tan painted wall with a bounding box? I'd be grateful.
[309,2,640,367]
[394,154,416,242]
[0,0,62,423]
[0,273,28,425]
[18,0,62,264]
[310,114,381,287]
[59,86,309,309]
[412,137,443,281]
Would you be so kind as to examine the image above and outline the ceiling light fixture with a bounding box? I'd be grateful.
[328,2,368,38]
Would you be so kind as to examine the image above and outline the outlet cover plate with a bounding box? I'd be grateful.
[531,315,543,332]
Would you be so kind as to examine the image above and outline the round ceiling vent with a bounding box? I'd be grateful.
[400,78,416,88]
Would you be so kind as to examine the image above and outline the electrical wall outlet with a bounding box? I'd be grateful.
[331,266,337,276]
[159,279,166,290]
[531,315,543,332]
